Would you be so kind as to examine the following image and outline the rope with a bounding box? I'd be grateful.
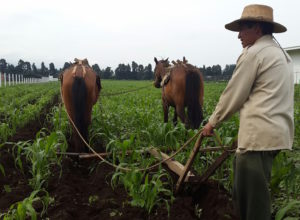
[101,83,153,97]
[60,85,203,172]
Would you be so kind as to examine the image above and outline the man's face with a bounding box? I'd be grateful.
[238,23,261,48]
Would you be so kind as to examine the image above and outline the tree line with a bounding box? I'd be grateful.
[0,58,235,81]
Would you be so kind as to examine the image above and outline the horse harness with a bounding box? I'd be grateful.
[161,67,172,87]
[160,61,191,88]
[72,58,89,78]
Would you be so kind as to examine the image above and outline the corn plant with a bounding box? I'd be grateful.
[275,199,300,220]
[2,104,68,219]
[111,168,174,215]
[93,80,300,217]
[0,82,60,142]
[0,148,4,176]
[0,189,53,220]
[24,129,67,190]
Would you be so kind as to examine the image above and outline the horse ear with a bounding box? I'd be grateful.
[166,57,169,62]
[154,57,158,64]
[83,58,89,65]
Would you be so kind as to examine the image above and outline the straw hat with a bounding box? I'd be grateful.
[225,4,286,33]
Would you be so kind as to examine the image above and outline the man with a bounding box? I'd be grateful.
[202,4,294,220]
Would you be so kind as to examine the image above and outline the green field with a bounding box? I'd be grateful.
[94,80,300,218]
[1,80,299,219]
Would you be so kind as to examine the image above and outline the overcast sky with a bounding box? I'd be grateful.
[1,0,299,70]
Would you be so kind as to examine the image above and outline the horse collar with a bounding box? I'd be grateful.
[160,68,171,87]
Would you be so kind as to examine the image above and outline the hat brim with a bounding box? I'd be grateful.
[225,18,287,33]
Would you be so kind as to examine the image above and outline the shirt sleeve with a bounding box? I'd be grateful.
[209,48,260,127]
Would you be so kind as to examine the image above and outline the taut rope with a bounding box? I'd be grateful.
[101,83,152,97]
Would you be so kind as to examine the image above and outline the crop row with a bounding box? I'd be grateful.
[90,80,300,218]
[1,80,299,219]
[0,82,60,142]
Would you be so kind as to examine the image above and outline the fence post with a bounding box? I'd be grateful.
[4,73,6,87]
[0,72,2,87]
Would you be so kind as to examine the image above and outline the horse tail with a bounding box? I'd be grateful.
[185,70,203,129]
[72,77,88,145]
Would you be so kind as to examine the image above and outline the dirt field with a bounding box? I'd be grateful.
[0,97,238,220]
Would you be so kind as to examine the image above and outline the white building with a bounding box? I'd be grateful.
[285,46,300,84]
[40,75,58,83]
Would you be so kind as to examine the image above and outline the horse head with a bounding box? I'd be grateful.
[154,57,170,88]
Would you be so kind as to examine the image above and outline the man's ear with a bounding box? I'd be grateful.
[254,23,263,35]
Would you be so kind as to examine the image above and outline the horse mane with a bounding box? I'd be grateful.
[157,58,171,68]
[170,57,201,74]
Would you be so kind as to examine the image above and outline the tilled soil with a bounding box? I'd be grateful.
[0,96,238,220]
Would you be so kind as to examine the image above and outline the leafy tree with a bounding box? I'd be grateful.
[223,64,236,76]
[32,63,38,75]
[102,67,113,79]
[49,63,58,77]
[24,62,31,76]
[6,64,15,75]
[62,62,71,71]
[92,64,102,76]
[115,64,131,80]
[137,64,144,80]
[40,62,48,77]
[143,64,153,80]
[211,65,222,76]
[0,58,7,73]
[14,59,24,75]
[132,61,138,73]
[131,61,138,79]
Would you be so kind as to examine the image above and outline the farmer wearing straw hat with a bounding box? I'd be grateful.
[202,4,294,220]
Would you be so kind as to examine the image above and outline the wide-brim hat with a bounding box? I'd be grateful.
[225,4,287,33]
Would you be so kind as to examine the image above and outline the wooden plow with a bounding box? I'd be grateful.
[148,134,237,194]
[57,134,236,194]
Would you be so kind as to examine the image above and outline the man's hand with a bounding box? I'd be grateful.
[202,122,214,136]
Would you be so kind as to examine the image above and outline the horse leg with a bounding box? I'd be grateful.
[71,133,82,153]
[163,98,169,123]
[176,105,185,125]
[173,107,178,126]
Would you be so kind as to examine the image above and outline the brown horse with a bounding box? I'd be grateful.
[154,57,204,129]
[60,58,101,152]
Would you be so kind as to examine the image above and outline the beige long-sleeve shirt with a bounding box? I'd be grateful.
[209,35,294,152]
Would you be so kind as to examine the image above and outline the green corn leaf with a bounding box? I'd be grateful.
[275,200,300,220]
